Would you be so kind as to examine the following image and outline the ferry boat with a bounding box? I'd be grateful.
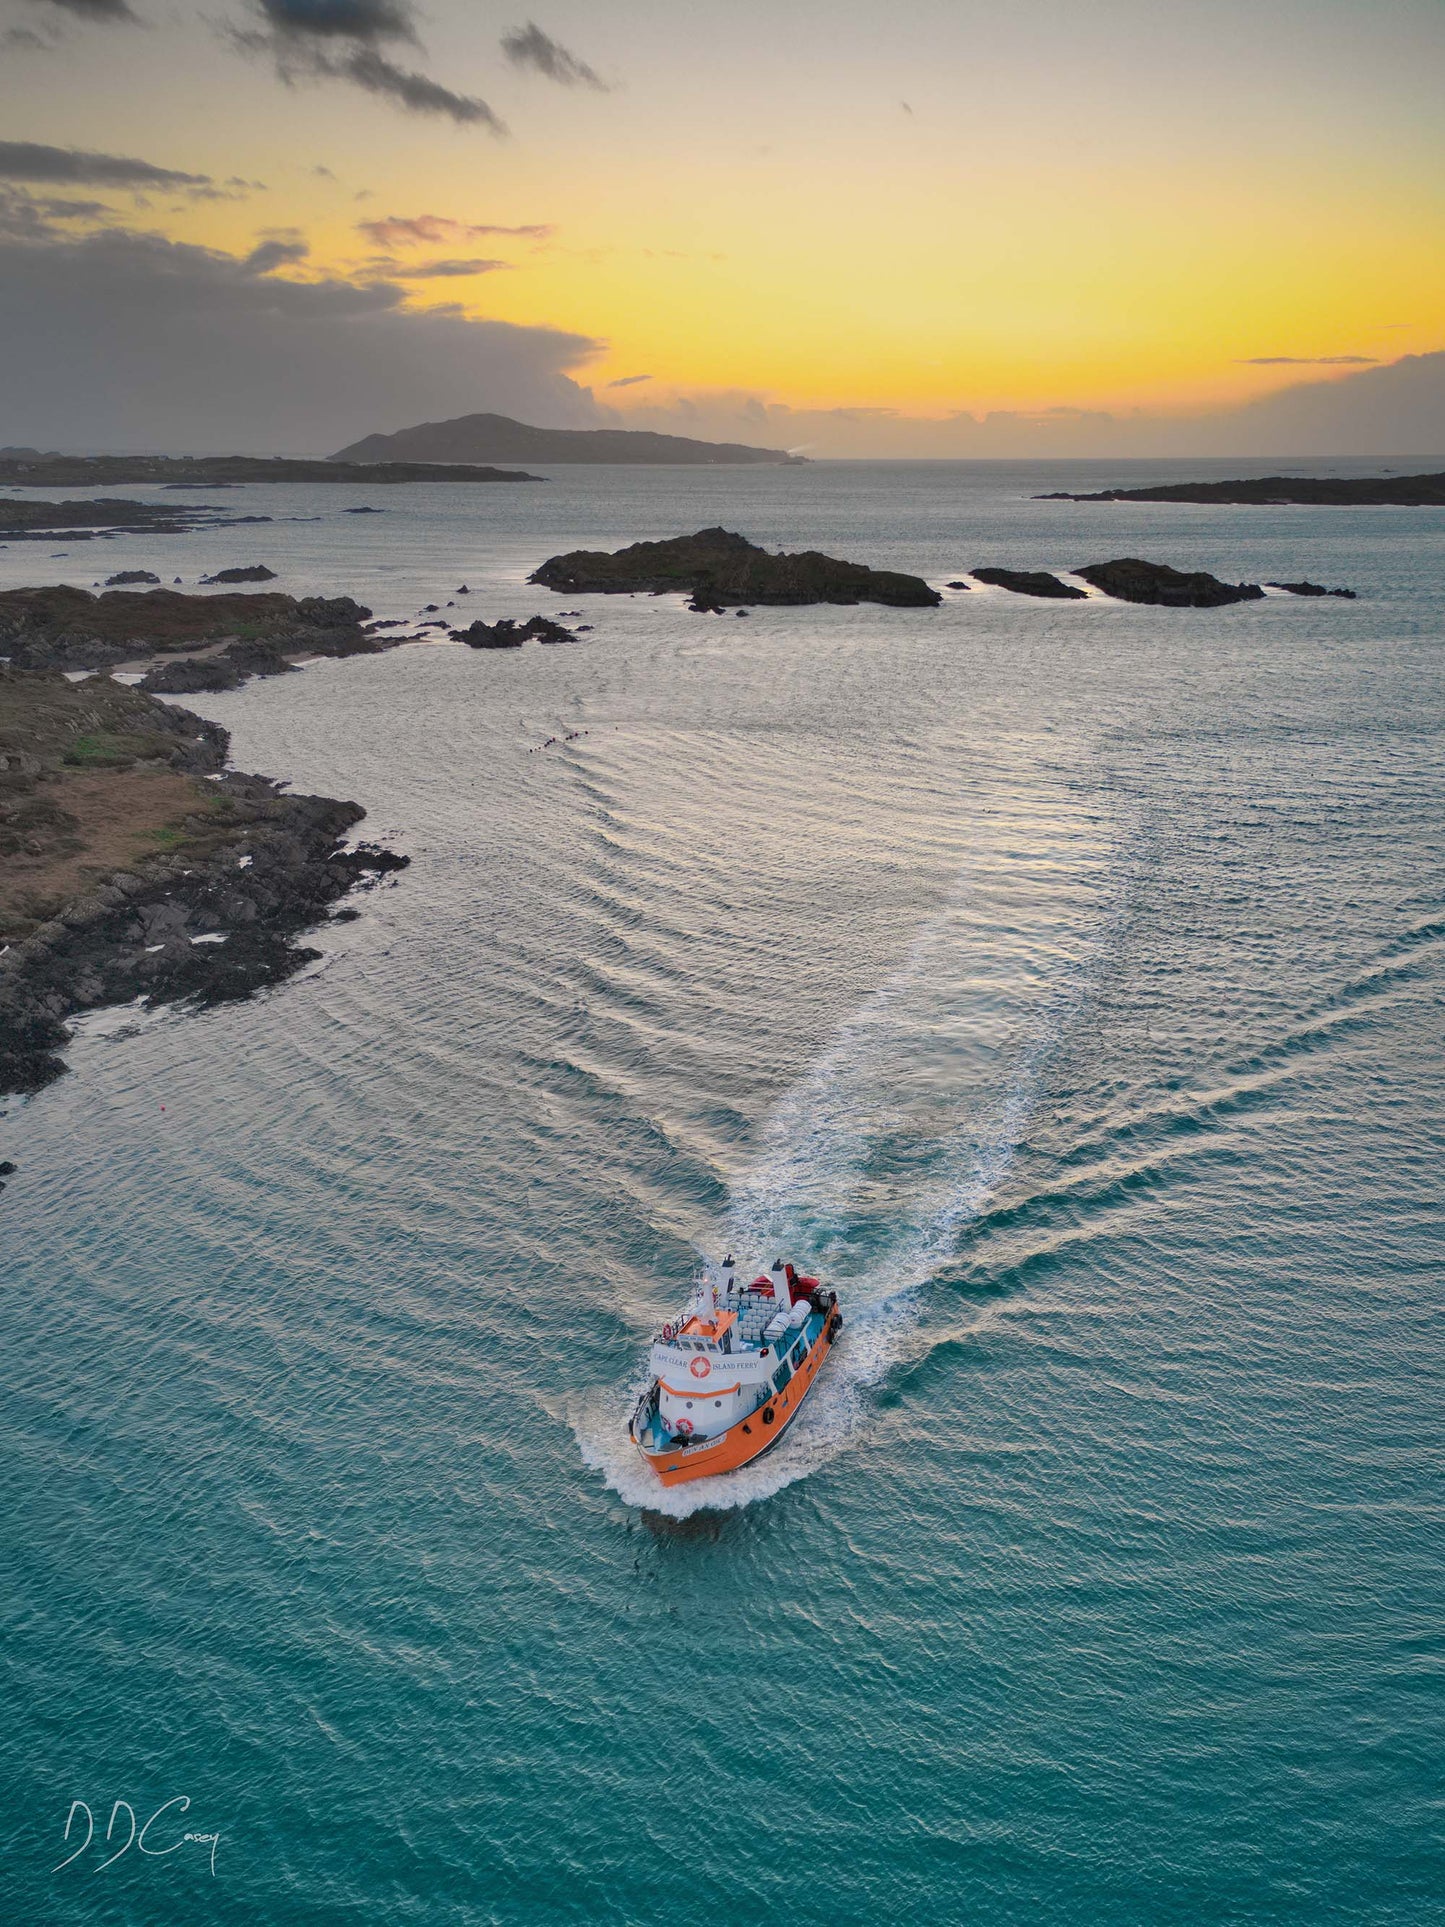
[630,1257,842,1486]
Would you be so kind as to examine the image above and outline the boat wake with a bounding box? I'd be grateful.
[579,806,1131,1515]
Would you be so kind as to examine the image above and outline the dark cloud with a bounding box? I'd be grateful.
[501,22,606,90]
[0,219,604,451]
[1238,355,1379,366]
[357,213,554,246]
[342,48,503,125]
[249,0,416,38]
[0,141,210,189]
[392,256,509,278]
[2,0,138,48]
[236,0,504,128]
[33,0,139,15]
[244,233,310,271]
[607,373,652,388]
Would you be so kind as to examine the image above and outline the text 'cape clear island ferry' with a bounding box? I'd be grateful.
[630,1258,843,1486]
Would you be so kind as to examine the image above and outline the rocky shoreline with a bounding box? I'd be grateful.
[0,667,406,1099]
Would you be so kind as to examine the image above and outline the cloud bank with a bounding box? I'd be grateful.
[603,356,1445,458]
[0,215,602,452]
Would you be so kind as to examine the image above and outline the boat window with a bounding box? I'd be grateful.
[773,1360,792,1394]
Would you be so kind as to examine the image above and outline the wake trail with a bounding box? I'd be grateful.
[579,810,1132,1515]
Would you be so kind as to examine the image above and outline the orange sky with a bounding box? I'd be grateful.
[1,0,1442,429]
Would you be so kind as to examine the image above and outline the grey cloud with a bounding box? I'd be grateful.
[33,0,138,14]
[0,141,210,189]
[357,213,554,246]
[17,0,140,23]
[237,0,504,128]
[1238,355,1379,366]
[394,256,510,278]
[607,373,652,388]
[501,22,606,90]
[342,48,504,126]
[0,220,604,451]
[244,233,310,271]
[606,353,1445,457]
[249,0,416,39]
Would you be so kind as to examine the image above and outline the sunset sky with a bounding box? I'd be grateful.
[1,0,1442,451]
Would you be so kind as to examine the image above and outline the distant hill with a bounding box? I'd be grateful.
[330,412,804,466]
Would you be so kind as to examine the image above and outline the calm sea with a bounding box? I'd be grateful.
[2,461,1442,1923]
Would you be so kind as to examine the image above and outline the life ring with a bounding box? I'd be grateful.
[689,1355,711,1379]
[674,1417,694,1436]
[662,1323,675,1341]
[761,1406,775,1426]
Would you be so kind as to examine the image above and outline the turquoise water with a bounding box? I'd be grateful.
[3,463,1443,1922]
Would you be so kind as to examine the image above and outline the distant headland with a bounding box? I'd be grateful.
[330,413,804,467]
[1039,471,1445,506]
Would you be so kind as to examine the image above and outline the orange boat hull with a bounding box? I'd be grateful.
[636,1314,839,1487]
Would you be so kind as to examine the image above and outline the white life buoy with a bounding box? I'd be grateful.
[675,1417,694,1436]
[662,1322,675,1341]
[689,1355,711,1379]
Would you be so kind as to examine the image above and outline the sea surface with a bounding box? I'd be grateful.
[2,461,1443,1923]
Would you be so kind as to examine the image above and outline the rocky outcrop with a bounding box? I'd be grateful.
[970,567,1087,599]
[1267,580,1358,599]
[457,614,579,648]
[201,565,277,584]
[530,526,940,608]
[0,585,376,676]
[1039,472,1445,506]
[105,570,161,586]
[0,667,406,1097]
[1075,558,1266,607]
[0,497,249,540]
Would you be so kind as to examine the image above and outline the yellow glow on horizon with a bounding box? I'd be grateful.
[12,0,1443,427]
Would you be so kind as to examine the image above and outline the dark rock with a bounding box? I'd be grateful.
[201,565,277,584]
[0,585,375,680]
[458,614,579,649]
[1076,558,1265,607]
[0,498,231,540]
[456,584,470,594]
[530,526,940,608]
[971,567,1087,600]
[944,580,971,590]
[736,609,749,616]
[106,570,161,586]
[0,1160,15,1176]
[1267,580,1358,599]
[343,506,383,514]
[139,657,244,695]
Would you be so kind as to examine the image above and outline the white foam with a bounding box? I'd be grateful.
[579,802,1134,1513]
